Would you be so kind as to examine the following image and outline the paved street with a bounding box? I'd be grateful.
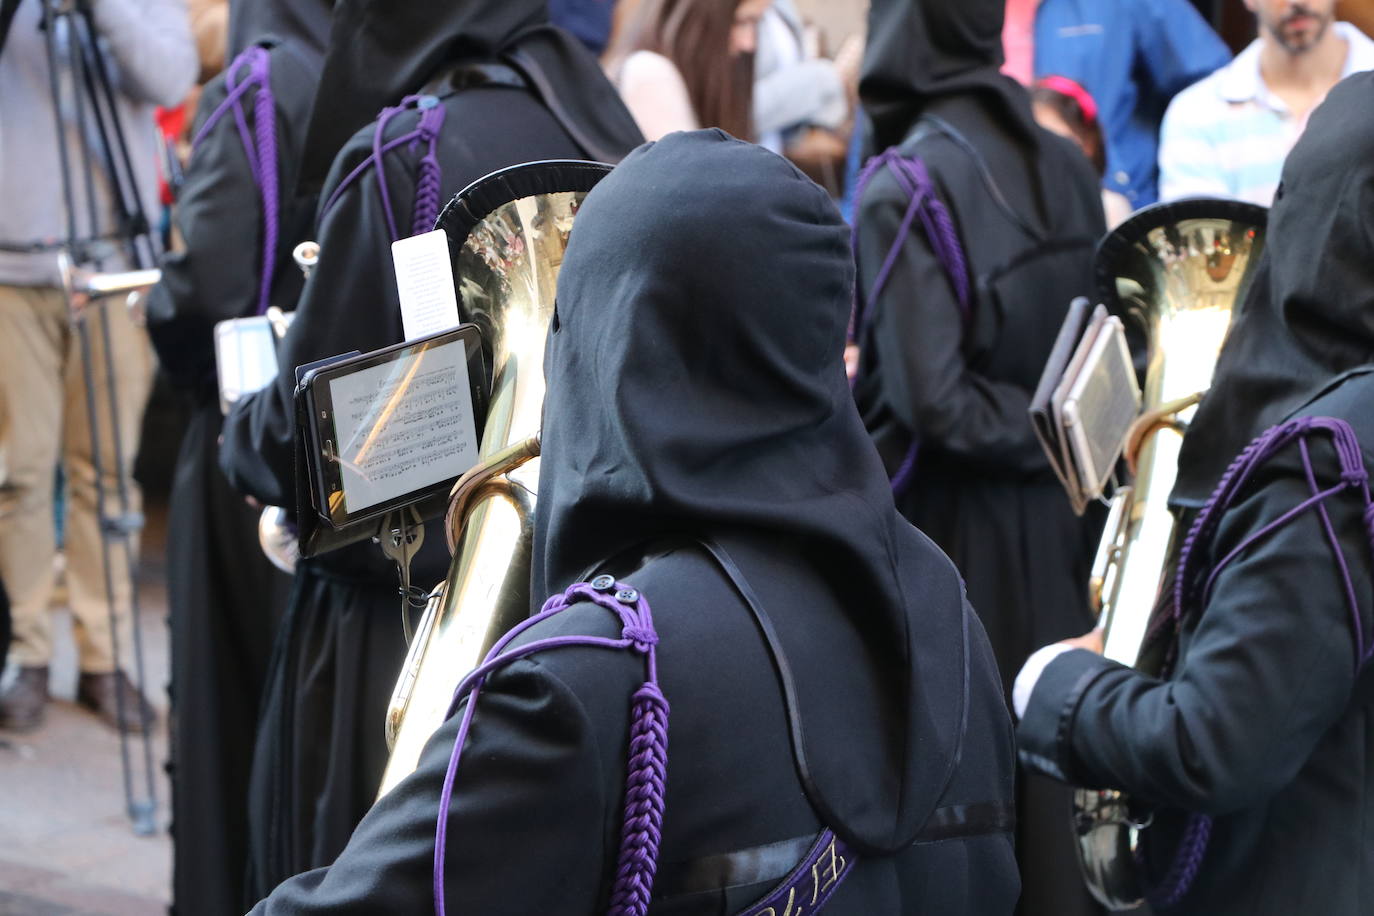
[0,507,171,916]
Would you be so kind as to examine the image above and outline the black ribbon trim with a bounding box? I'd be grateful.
[911,800,1016,845]
[657,801,1014,900]
[656,833,816,900]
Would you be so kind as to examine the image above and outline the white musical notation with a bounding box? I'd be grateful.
[328,338,478,514]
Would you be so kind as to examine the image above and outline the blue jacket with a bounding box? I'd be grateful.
[1034,0,1229,207]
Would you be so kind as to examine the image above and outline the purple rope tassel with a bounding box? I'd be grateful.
[848,146,970,496]
[1145,414,1373,908]
[192,46,279,315]
[608,682,670,915]
[433,578,669,916]
[410,99,447,237]
[321,94,446,244]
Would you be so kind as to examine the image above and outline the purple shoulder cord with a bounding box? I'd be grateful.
[433,576,669,916]
[191,46,279,316]
[848,146,970,495]
[1143,415,1374,909]
[319,95,448,244]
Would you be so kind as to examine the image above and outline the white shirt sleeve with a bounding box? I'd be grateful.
[614,51,699,142]
[1012,643,1076,719]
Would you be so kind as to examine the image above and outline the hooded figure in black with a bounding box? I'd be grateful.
[247,129,1017,916]
[849,1,1105,912]
[143,0,331,910]
[217,0,643,896]
[1016,72,1374,915]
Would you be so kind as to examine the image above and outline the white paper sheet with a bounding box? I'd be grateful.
[392,229,460,342]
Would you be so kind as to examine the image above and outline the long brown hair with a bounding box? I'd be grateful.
[611,0,756,141]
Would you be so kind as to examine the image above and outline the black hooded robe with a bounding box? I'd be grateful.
[1018,367,1374,914]
[1017,71,1374,916]
[248,129,1018,916]
[217,0,643,896]
[851,3,1106,914]
[144,6,329,911]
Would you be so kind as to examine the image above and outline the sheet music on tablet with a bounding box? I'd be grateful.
[1030,299,1141,515]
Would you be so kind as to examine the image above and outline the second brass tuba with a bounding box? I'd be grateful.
[1074,198,1268,909]
[377,160,613,798]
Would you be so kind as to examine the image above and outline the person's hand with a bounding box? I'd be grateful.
[844,343,860,381]
[1059,628,1104,655]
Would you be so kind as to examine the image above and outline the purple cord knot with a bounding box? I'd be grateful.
[321,94,448,244]
[1342,466,1369,486]
[622,625,658,648]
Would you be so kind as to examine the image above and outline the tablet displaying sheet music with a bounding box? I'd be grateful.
[299,325,486,529]
[1030,302,1141,514]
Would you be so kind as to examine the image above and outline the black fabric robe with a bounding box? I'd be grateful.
[852,3,1106,913]
[143,28,324,916]
[1018,367,1374,914]
[218,11,643,896]
[249,129,1018,915]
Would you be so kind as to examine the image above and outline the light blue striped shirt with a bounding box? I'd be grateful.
[1158,23,1374,206]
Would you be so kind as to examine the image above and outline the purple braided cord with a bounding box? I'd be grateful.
[250,54,279,316]
[1145,813,1213,910]
[433,580,668,916]
[849,146,970,496]
[1147,414,1373,907]
[410,101,447,237]
[849,147,971,344]
[607,681,670,915]
[319,95,445,244]
[191,47,279,315]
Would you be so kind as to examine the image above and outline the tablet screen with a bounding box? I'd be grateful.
[326,335,479,516]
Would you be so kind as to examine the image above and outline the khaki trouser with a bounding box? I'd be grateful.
[0,284,152,672]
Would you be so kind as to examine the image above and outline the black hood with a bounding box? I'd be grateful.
[533,130,973,854]
[1174,71,1374,504]
[861,0,1040,151]
[860,0,1055,232]
[228,0,333,59]
[296,0,642,194]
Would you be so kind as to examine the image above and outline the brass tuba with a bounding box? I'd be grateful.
[1074,199,1268,909]
[377,160,613,798]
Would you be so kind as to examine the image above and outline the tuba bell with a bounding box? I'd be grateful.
[1073,198,1268,909]
[377,160,613,798]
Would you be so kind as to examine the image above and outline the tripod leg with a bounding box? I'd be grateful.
[73,307,140,827]
[93,299,157,835]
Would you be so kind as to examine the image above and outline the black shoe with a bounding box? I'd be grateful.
[77,670,155,734]
[0,666,49,732]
